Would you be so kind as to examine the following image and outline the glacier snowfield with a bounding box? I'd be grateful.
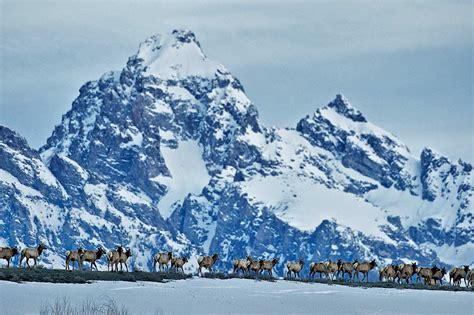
[0,278,472,315]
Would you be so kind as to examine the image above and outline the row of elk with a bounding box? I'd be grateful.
[380,263,472,286]
[233,256,280,277]
[1,245,473,286]
[304,259,472,286]
[234,257,473,287]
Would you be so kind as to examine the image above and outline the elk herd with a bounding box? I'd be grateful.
[0,244,473,287]
[233,257,279,277]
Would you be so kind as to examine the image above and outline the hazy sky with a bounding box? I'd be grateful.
[1,1,472,162]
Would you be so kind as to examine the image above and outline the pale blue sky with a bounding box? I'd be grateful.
[0,1,472,162]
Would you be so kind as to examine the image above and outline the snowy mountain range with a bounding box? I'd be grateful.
[1,30,472,272]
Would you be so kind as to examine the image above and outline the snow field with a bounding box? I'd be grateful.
[0,278,472,315]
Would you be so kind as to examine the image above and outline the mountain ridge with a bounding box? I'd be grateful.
[1,30,472,272]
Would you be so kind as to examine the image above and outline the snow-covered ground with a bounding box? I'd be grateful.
[0,278,471,314]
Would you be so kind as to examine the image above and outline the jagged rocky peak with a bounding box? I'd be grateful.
[420,146,472,175]
[38,28,268,223]
[296,94,416,191]
[421,147,451,169]
[171,29,201,45]
[420,146,472,202]
[0,125,32,154]
[137,29,201,55]
[297,94,410,155]
[325,93,367,122]
[0,125,66,200]
[130,29,226,80]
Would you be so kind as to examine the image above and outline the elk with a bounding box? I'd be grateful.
[379,266,387,281]
[396,262,418,284]
[337,260,357,282]
[287,259,305,279]
[325,260,339,281]
[417,266,438,285]
[107,246,123,272]
[450,266,470,286]
[248,259,264,276]
[114,248,132,272]
[449,267,458,285]
[65,248,85,271]
[261,258,279,277]
[432,267,446,285]
[153,252,173,271]
[19,244,47,268]
[233,256,252,275]
[79,247,106,271]
[0,247,19,267]
[309,262,329,280]
[197,253,218,276]
[379,265,397,282]
[354,259,377,282]
[170,256,188,273]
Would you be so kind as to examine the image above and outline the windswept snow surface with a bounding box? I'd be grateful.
[0,169,42,197]
[154,140,210,218]
[0,279,472,315]
[136,31,224,80]
[241,173,392,242]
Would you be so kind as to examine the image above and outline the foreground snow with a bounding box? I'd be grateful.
[0,278,472,314]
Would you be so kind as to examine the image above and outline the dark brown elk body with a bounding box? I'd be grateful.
[171,257,188,272]
[154,252,173,271]
[325,260,339,280]
[107,246,123,271]
[309,262,329,280]
[287,260,305,278]
[80,247,106,271]
[338,260,357,282]
[261,258,279,277]
[451,266,470,286]
[354,259,377,282]
[432,267,446,285]
[0,247,19,267]
[198,253,218,276]
[397,262,417,283]
[417,266,438,285]
[248,259,263,275]
[19,244,47,268]
[114,248,132,272]
[65,248,84,271]
[233,256,252,275]
[379,265,397,282]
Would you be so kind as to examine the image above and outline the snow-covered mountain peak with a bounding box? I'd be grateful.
[420,147,450,166]
[299,95,411,159]
[0,125,30,152]
[133,29,225,80]
[325,93,367,123]
[171,29,201,46]
[0,125,67,202]
[2,31,472,270]
[419,146,472,203]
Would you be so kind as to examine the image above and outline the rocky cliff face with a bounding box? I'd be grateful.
[1,30,472,272]
[0,126,69,266]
